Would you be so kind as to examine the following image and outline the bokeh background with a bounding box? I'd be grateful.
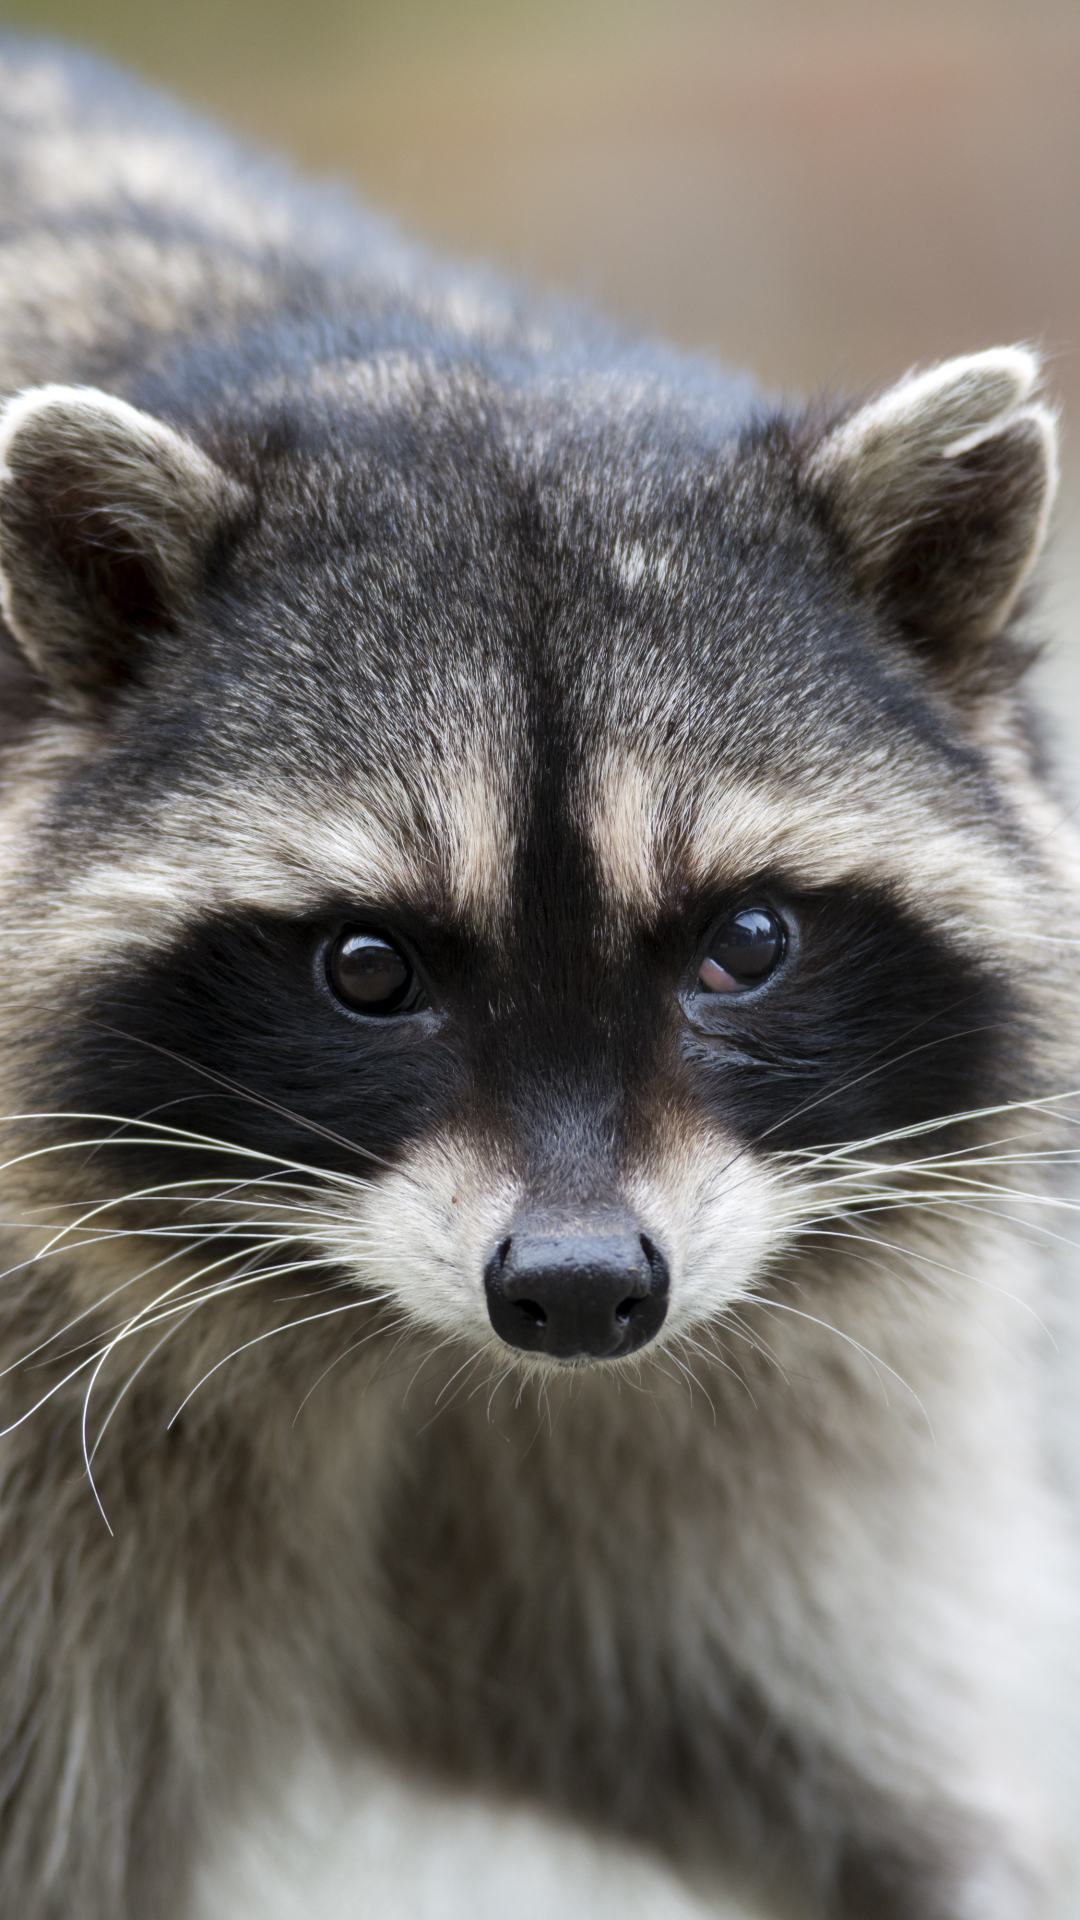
[1,0,1078,739]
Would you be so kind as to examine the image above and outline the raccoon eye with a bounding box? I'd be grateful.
[698,908,785,994]
[328,930,417,1015]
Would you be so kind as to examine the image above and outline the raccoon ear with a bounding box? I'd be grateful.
[807,348,1058,692]
[0,384,250,705]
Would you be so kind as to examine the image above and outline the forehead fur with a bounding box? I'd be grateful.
[0,725,518,963]
[582,741,1037,949]
[0,347,1061,974]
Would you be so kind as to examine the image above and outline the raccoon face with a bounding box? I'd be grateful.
[0,350,1063,1380]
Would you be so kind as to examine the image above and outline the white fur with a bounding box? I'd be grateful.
[191,1749,747,1920]
[813,349,1041,475]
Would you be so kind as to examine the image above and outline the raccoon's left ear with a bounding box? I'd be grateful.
[0,384,251,706]
[805,347,1057,693]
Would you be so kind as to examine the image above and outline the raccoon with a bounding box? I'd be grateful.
[0,31,1076,1920]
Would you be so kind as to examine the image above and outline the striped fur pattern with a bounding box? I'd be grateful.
[0,34,1076,1920]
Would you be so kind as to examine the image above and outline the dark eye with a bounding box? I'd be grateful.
[697,907,785,994]
[328,930,418,1015]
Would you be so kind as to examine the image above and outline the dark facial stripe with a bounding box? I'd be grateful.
[676,882,1026,1158]
[52,914,468,1195]
[36,874,1029,1250]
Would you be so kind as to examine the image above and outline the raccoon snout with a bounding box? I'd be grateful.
[483,1212,670,1361]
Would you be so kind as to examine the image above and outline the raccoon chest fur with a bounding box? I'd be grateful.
[0,31,1076,1920]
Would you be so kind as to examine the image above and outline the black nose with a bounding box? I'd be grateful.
[484,1212,669,1360]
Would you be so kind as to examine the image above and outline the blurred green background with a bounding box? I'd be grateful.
[3,0,1080,724]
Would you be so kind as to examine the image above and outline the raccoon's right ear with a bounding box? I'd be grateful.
[0,384,251,707]
[805,348,1057,696]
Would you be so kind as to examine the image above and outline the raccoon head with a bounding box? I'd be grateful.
[0,347,1065,1394]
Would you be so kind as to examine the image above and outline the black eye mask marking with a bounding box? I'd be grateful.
[39,880,1027,1224]
[679,882,1026,1156]
[55,913,461,1190]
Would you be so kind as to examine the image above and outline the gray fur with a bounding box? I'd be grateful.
[0,34,1076,1920]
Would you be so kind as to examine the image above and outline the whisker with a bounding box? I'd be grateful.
[85,1028,415,1183]
[750,1295,934,1435]
[291,1311,413,1423]
[678,1327,759,1402]
[667,1345,717,1420]
[485,1363,518,1420]
[781,1085,1080,1168]
[166,1294,398,1428]
[812,1220,1054,1339]
[416,1344,489,1430]
[435,1344,494,1409]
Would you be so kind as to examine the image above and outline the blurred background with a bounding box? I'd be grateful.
[1,0,1078,752]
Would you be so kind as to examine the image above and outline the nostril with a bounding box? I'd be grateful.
[484,1216,670,1359]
